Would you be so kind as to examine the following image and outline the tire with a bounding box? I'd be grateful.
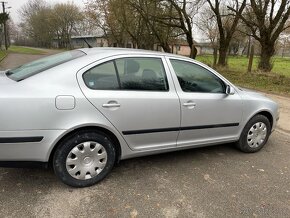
[53,130,116,187]
[236,114,271,153]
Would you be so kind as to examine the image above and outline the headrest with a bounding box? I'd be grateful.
[126,59,140,74]
[142,69,157,80]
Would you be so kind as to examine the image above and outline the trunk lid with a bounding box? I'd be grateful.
[0,71,14,85]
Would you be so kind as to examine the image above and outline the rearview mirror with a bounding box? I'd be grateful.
[226,85,235,95]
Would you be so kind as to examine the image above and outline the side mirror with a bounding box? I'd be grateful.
[226,85,235,95]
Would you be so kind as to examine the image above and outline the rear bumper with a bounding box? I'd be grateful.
[0,161,48,168]
[0,129,66,162]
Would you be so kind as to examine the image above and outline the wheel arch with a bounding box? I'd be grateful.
[256,110,273,128]
[48,126,122,166]
[235,109,274,153]
[241,109,274,133]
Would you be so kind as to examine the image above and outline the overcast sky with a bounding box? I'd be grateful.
[7,0,85,23]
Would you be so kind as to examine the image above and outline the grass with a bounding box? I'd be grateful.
[196,55,290,96]
[218,68,290,96]
[197,55,290,77]
[0,50,7,61]
[8,45,46,55]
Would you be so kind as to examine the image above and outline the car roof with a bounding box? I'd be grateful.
[77,47,192,60]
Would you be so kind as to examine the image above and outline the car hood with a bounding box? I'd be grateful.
[238,86,274,102]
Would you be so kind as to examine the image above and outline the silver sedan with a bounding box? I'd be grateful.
[0,48,279,187]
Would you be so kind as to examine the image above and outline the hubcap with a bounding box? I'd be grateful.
[66,141,107,180]
[247,122,267,148]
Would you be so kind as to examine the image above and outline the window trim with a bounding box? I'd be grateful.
[169,58,226,94]
[113,60,122,89]
[82,57,170,92]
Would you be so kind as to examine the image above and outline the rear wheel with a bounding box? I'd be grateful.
[53,131,116,187]
[236,115,271,153]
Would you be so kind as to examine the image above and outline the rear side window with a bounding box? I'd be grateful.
[6,50,86,81]
[83,57,168,91]
[83,61,119,90]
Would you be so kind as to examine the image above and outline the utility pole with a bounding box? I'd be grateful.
[1,1,8,50]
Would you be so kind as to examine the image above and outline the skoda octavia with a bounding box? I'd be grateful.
[0,48,279,187]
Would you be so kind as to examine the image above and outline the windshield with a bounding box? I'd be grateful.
[6,50,86,81]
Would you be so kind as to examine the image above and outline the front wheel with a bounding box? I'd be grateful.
[53,130,116,187]
[236,115,271,153]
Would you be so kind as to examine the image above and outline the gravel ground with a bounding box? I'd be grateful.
[0,132,289,218]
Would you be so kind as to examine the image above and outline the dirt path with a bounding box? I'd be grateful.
[264,93,290,133]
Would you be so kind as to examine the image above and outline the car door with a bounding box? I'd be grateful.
[77,55,180,151]
[166,57,243,147]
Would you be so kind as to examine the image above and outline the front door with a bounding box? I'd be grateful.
[78,55,180,151]
[167,58,243,147]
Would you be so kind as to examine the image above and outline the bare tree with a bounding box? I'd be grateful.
[228,26,248,55]
[19,0,54,47]
[86,0,134,47]
[152,0,201,58]
[85,0,107,34]
[107,0,155,49]
[74,15,99,36]
[196,6,219,66]
[129,0,185,52]
[19,0,83,48]
[229,0,290,71]
[86,0,183,52]
[50,3,83,49]
[206,0,246,66]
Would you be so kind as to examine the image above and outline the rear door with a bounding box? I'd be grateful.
[77,55,180,151]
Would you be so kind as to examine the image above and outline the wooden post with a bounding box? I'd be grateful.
[246,35,251,58]
[247,45,254,73]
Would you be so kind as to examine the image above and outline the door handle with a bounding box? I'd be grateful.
[102,103,121,108]
[183,102,196,107]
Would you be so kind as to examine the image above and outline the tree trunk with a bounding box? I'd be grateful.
[258,43,275,72]
[218,46,227,66]
[186,33,197,59]
[161,42,171,53]
[246,36,251,58]
[213,47,218,67]
[189,45,197,59]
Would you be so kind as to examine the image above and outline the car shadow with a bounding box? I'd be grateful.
[0,142,241,188]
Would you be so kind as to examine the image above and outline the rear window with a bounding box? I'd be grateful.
[6,50,86,81]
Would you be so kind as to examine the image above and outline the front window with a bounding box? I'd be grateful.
[6,50,86,81]
[170,59,225,93]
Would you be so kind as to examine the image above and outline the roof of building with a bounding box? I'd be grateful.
[71,35,104,39]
